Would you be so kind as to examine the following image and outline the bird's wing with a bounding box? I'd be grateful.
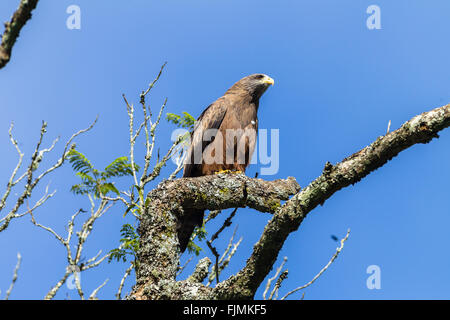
[183,97,228,177]
[221,103,257,170]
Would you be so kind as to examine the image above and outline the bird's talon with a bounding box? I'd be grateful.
[214,169,243,175]
[215,169,232,174]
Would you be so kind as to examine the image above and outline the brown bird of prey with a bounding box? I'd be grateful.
[178,74,274,252]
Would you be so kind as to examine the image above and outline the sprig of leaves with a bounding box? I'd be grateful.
[166,112,195,130]
[187,224,208,256]
[67,150,138,198]
[108,224,139,263]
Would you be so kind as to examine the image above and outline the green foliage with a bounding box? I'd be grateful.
[67,150,141,264]
[166,111,195,130]
[108,224,139,263]
[187,224,207,256]
[68,149,93,174]
[67,150,137,198]
[103,156,136,178]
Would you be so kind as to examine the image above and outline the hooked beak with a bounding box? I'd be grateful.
[263,76,274,86]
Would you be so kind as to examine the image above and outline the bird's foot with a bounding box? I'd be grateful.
[215,169,232,174]
[214,169,243,175]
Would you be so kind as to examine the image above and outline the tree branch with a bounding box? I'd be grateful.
[157,173,300,213]
[131,175,299,299]
[4,252,21,300]
[187,257,211,284]
[263,256,287,300]
[132,102,450,300]
[0,0,39,69]
[215,104,450,299]
[116,263,134,300]
[0,118,97,233]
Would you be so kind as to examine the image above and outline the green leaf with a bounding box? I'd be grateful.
[108,224,140,263]
[166,111,195,129]
[70,183,90,195]
[123,203,137,217]
[187,242,202,256]
[75,171,95,184]
[103,156,138,179]
[186,224,207,256]
[99,182,120,196]
[67,150,93,174]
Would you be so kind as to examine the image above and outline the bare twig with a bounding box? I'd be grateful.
[14,185,56,218]
[269,270,288,300]
[205,207,239,283]
[210,208,238,243]
[207,226,242,286]
[0,123,24,212]
[0,118,97,233]
[280,229,350,300]
[206,240,220,284]
[140,63,167,181]
[5,252,21,300]
[89,278,109,300]
[116,263,134,300]
[177,257,193,277]
[121,66,174,222]
[216,236,242,280]
[263,256,287,300]
[29,198,113,300]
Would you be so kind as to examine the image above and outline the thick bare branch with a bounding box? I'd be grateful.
[215,104,450,299]
[0,0,39,69]
[131,174,298,299]
[154,174,300,214]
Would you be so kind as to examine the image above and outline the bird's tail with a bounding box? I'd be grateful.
[178,209,205,253]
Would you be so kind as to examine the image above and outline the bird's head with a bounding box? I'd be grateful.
[229,73,274,100]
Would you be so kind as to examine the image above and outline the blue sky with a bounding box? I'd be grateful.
[1,0,450,300]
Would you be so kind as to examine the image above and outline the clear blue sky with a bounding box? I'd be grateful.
[1,0,450,300]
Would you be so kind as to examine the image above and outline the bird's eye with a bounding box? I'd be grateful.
[255,75,264,79]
